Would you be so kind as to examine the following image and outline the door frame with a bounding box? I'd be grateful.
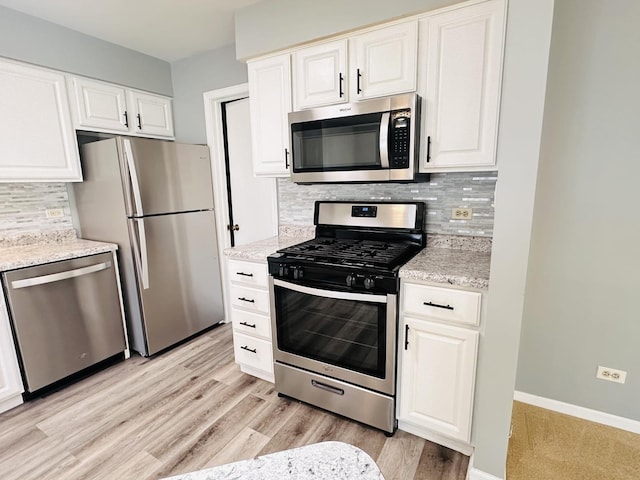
[203,84,278,323]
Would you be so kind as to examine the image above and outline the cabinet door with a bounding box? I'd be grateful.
[293,40,347,109]
[398,316,478,442]
[350,21,418,100]
[128,90,174,138]
[419,0,505,170]
[0,294,24,413]
[69,77,129,132]
[0,59,81,182]
[248,54,292,177]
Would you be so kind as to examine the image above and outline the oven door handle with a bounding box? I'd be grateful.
[273,278,387,304]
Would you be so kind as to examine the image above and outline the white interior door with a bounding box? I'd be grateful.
[224,98,278,246]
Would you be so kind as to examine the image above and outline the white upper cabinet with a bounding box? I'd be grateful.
[128,90,174,138]
[248,53,292,177]
[68,76,174,138]
[0,58,81,182]
[293,40,347,110]
[350,21,418,101]
[292,21,418,109]
[68,76,129,132]
[418,0,505,171]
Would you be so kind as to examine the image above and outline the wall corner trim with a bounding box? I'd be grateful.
[467,467,503,480]
[514,391,640,434]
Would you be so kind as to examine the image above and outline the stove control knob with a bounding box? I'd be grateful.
[278,264,289,277]
[293,266,304,280]
[346,274,356,287]
[364,276,376,290]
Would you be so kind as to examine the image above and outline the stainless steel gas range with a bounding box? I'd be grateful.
[267,201,426,435]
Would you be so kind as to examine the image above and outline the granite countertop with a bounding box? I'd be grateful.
[223,226,315,263]
[224,227,491,290]
[0,229,117,272]
[399,247,491,290]
[161,441,384,480]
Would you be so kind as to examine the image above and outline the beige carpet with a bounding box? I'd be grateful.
[507,401,640,480]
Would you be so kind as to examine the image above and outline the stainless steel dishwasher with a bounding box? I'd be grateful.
[2,252,126,393]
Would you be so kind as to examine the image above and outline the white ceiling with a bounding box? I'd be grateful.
[0,0,264,62]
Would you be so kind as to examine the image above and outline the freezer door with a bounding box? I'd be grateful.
[121,137,214,216]
[128,210,223,355]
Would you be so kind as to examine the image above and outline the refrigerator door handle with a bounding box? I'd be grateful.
[132,218,150,290]
[123,138,144,217]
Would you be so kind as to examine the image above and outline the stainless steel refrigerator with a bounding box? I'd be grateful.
[72,137,224,356]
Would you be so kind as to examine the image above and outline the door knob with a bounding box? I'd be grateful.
[228,224,240,231]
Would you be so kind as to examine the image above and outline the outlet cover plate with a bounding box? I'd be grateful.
[596,365,627,384]
[452,208,473,220]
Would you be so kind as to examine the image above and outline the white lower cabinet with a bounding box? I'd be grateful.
[227,258,274,382]
[397,281,481,450]
[0,293,24,413]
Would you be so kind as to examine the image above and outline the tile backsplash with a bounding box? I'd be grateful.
[277,172,497,237]
[0,183,73,236]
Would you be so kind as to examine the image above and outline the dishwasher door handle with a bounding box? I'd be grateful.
[10,261,112,289]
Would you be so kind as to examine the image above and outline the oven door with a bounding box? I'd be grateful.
[270,277,397,395]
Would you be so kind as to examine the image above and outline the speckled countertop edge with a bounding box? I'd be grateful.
[223,234,314,263]
[0,229,118,272]
[224,229,491,290]
[161,441,384,480]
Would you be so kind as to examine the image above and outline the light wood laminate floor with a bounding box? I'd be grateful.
[0,323,469,480]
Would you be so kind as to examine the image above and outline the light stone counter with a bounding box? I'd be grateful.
[223,234,313,263]
[0,229,117,272]
[162,441,384,480]
[223,228,491,289]
[400,247,491,290]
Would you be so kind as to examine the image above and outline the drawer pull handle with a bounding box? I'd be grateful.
[423,301,454,311]
[239,321,256,329]
[311,379,344,396]
[238,297,255,303]
[236,272,254,277]
[241,345,257,353]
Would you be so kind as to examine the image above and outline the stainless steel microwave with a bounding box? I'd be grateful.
[288,93,422,183]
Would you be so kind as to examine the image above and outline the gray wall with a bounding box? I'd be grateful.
[0,5,172,95]
[235,0,463,59]
[170,44,248,144]
[235,0,556,477]
[516,0,640,421]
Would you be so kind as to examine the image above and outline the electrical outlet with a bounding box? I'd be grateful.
[45,208,64,219]
[452,208,473,220]
[596,365,627,384]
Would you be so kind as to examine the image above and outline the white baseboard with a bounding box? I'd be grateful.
[514,391,640,434]
[467,467,503,480]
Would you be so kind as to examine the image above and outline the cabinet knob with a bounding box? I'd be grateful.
[227,224,240,231]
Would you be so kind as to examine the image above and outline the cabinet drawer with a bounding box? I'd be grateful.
[233,332,273,374]
[227,259,268,288]
[230,284,270,315]
[403,283,481,326]
[231,308,271,340]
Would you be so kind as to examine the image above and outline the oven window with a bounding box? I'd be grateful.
[291,113,383,172]
[274,286,386,378]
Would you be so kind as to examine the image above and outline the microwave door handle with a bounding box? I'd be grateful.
[379,112,390,168]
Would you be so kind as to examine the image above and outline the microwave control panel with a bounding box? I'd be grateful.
[390,110,411,169]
